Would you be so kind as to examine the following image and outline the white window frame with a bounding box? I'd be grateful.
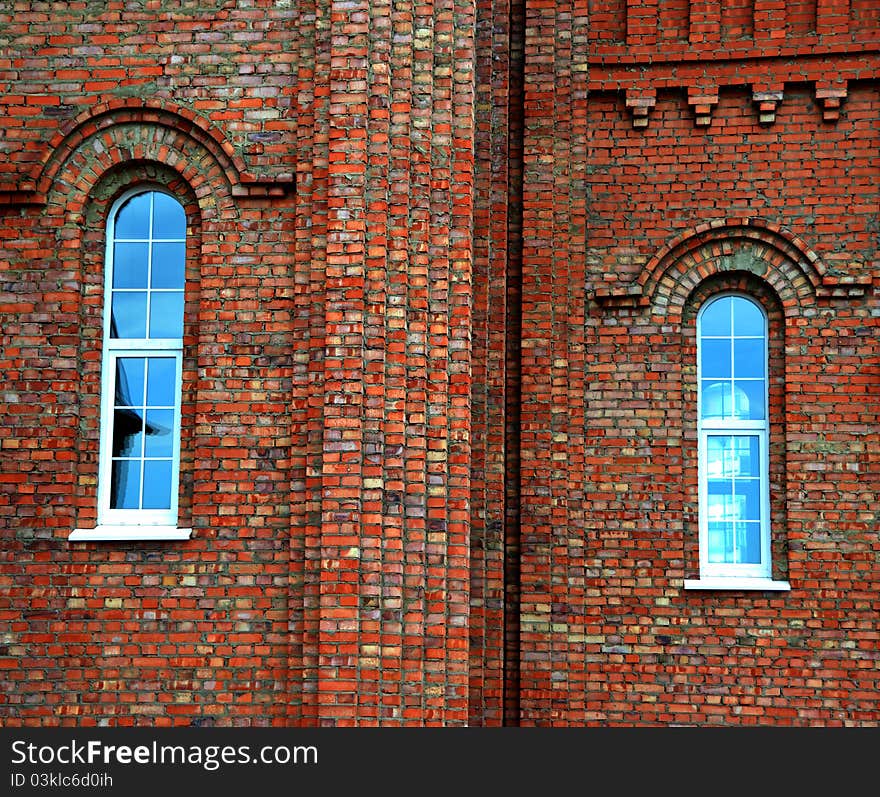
[685,293,789,591]
[71,187,191,541]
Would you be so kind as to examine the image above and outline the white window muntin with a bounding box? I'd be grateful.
[697,294,771,579]
[97,188,185,528]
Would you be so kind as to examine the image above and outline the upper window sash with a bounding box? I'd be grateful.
[696,293,769,426]
[103,188,186,345]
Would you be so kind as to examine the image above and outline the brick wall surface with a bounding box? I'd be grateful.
[0,1,877,726]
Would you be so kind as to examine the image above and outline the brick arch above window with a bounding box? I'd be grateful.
[10,101,293,207]
[590,218,871,311]
[44,116,239,225]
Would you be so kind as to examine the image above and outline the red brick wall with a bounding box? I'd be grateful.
[1,0,475,726]
[1,1,878,726]
[515,0,879,724]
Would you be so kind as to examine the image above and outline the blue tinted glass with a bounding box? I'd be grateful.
[732,298,765,337]
[151,242,185,289]
[735,522,762,564]
[115,358,145,407]
[707,479,734,523]
[701,297,732,337]
[701,339,731,379]
[146,358,176,406]
[110,292,147,338]
[734,380,765,420]
[144,410,174,457]
[736,480,762,522]
[734,339,764,378]
[112,408,143,457]
[110,459,141,509]
[732,436,760,478]
[702,380,732,419]
[707,521,734,563]
[152,192,186,239]
[142,460,172,509]
[148,291,184,338]
[112,243,149,288]
[705,435,732,478]
[114,193,151,239]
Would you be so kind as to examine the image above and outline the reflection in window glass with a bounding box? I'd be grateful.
[152,192,187,239]
[108,354,177,511]
[114,192,151,239]
[110,292,147,339]
[151,242,185,289]
[148,292,185,338]
[110,191,185,341]
[101,190,185,526]
[698,294,770,577]
[142,461,173,509]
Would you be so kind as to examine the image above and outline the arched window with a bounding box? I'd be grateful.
[95,188,186,534]
[697,294,771,580]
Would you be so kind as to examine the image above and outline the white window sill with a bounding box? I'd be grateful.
[684,578,791,591]
[70,526,193,542]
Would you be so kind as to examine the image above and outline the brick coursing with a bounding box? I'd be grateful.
[0,1,877,725]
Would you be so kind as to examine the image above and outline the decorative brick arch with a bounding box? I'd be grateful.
[591,218,871,311]
[640,224,822,315]
[13,100,292,205]
[647,220,821,318]
[43,115,242,227]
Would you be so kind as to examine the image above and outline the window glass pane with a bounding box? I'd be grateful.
[151,242,185,289]
[110,292,147,338]
[728,383,755,419]
[115,358,145,407]
[146,358,176,406]
[114,193,151,239]
[735,522,762,564]
[734,380,765,420]
[142,461,172,509]
[706,435,731,478]
[707,479,735,521]
[732,298,764,337]
[152,192,186,239]
[733,339,764,378]
[112,408,144,457]
[707,521,734,563]
[700,339,731,378]
[736,480,762,521]
[148,291,184,338]
[701,380,732,419]
[732,436,760,477]
[112,243,149,288]
[701,296,732,337]
[110,459,141,509]
[144,410,174,457]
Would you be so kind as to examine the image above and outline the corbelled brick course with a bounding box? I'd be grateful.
[0,1,877,726]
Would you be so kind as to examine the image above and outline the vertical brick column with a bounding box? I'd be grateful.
[318,0,371,724]
[519,0,590,725]
[315,0,476,726]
